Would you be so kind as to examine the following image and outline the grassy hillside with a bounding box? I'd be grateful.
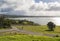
[0,34,60,41]
[17,25,60,35]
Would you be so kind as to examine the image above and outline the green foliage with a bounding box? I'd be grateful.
[17,25,60,35]
[0,35,60,41]
[18,19,40,25]
[47,22,56,31]
[0,16,11,29]
[6,19,40,25]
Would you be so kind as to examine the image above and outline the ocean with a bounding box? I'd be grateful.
[8,17,60,26]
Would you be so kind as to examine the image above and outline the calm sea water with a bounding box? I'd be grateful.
[8,17,60,26]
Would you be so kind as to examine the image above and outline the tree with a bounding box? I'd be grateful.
[0,16,5,28]
[47,21,56,31]
[0,16,11,28]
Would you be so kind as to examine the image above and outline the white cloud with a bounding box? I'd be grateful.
[28,1,60,16]
[14,0,35,10]
[30,1,60,11]
[1,0,60,25]
[0,0,60,16]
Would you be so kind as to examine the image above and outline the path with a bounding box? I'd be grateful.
[0,26,57,37]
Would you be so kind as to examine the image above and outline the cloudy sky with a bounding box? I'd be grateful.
[1,0,60,25]
[0,0,60,16]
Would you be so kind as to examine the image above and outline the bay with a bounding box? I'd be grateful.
[8,17,60,26]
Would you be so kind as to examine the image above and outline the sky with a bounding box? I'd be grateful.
[0,0,60,16]
[0,0,60,25]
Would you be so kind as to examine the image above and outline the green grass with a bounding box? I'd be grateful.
[0,25,60,41]
[16,25,60,35]
[0,34,60,41]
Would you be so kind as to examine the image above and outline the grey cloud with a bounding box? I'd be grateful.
[45,6,60,11]
[0,7,13,12]
[7,10,26,16]
[0,0,26,16]
[29,5,43,11]
[29,4,60,11]
[35,0,60,3]
[29,5,36,11]
[0,0,16,14]
[0,0,5,6]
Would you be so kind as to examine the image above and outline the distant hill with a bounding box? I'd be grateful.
[18,19,40,25]
[0,14,60,18]
[9,19,40,25]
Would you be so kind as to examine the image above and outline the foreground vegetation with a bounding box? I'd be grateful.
[0,16,39,29]
[0,34,60,41]
[0,16,60,41]
[16,25,60,35]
